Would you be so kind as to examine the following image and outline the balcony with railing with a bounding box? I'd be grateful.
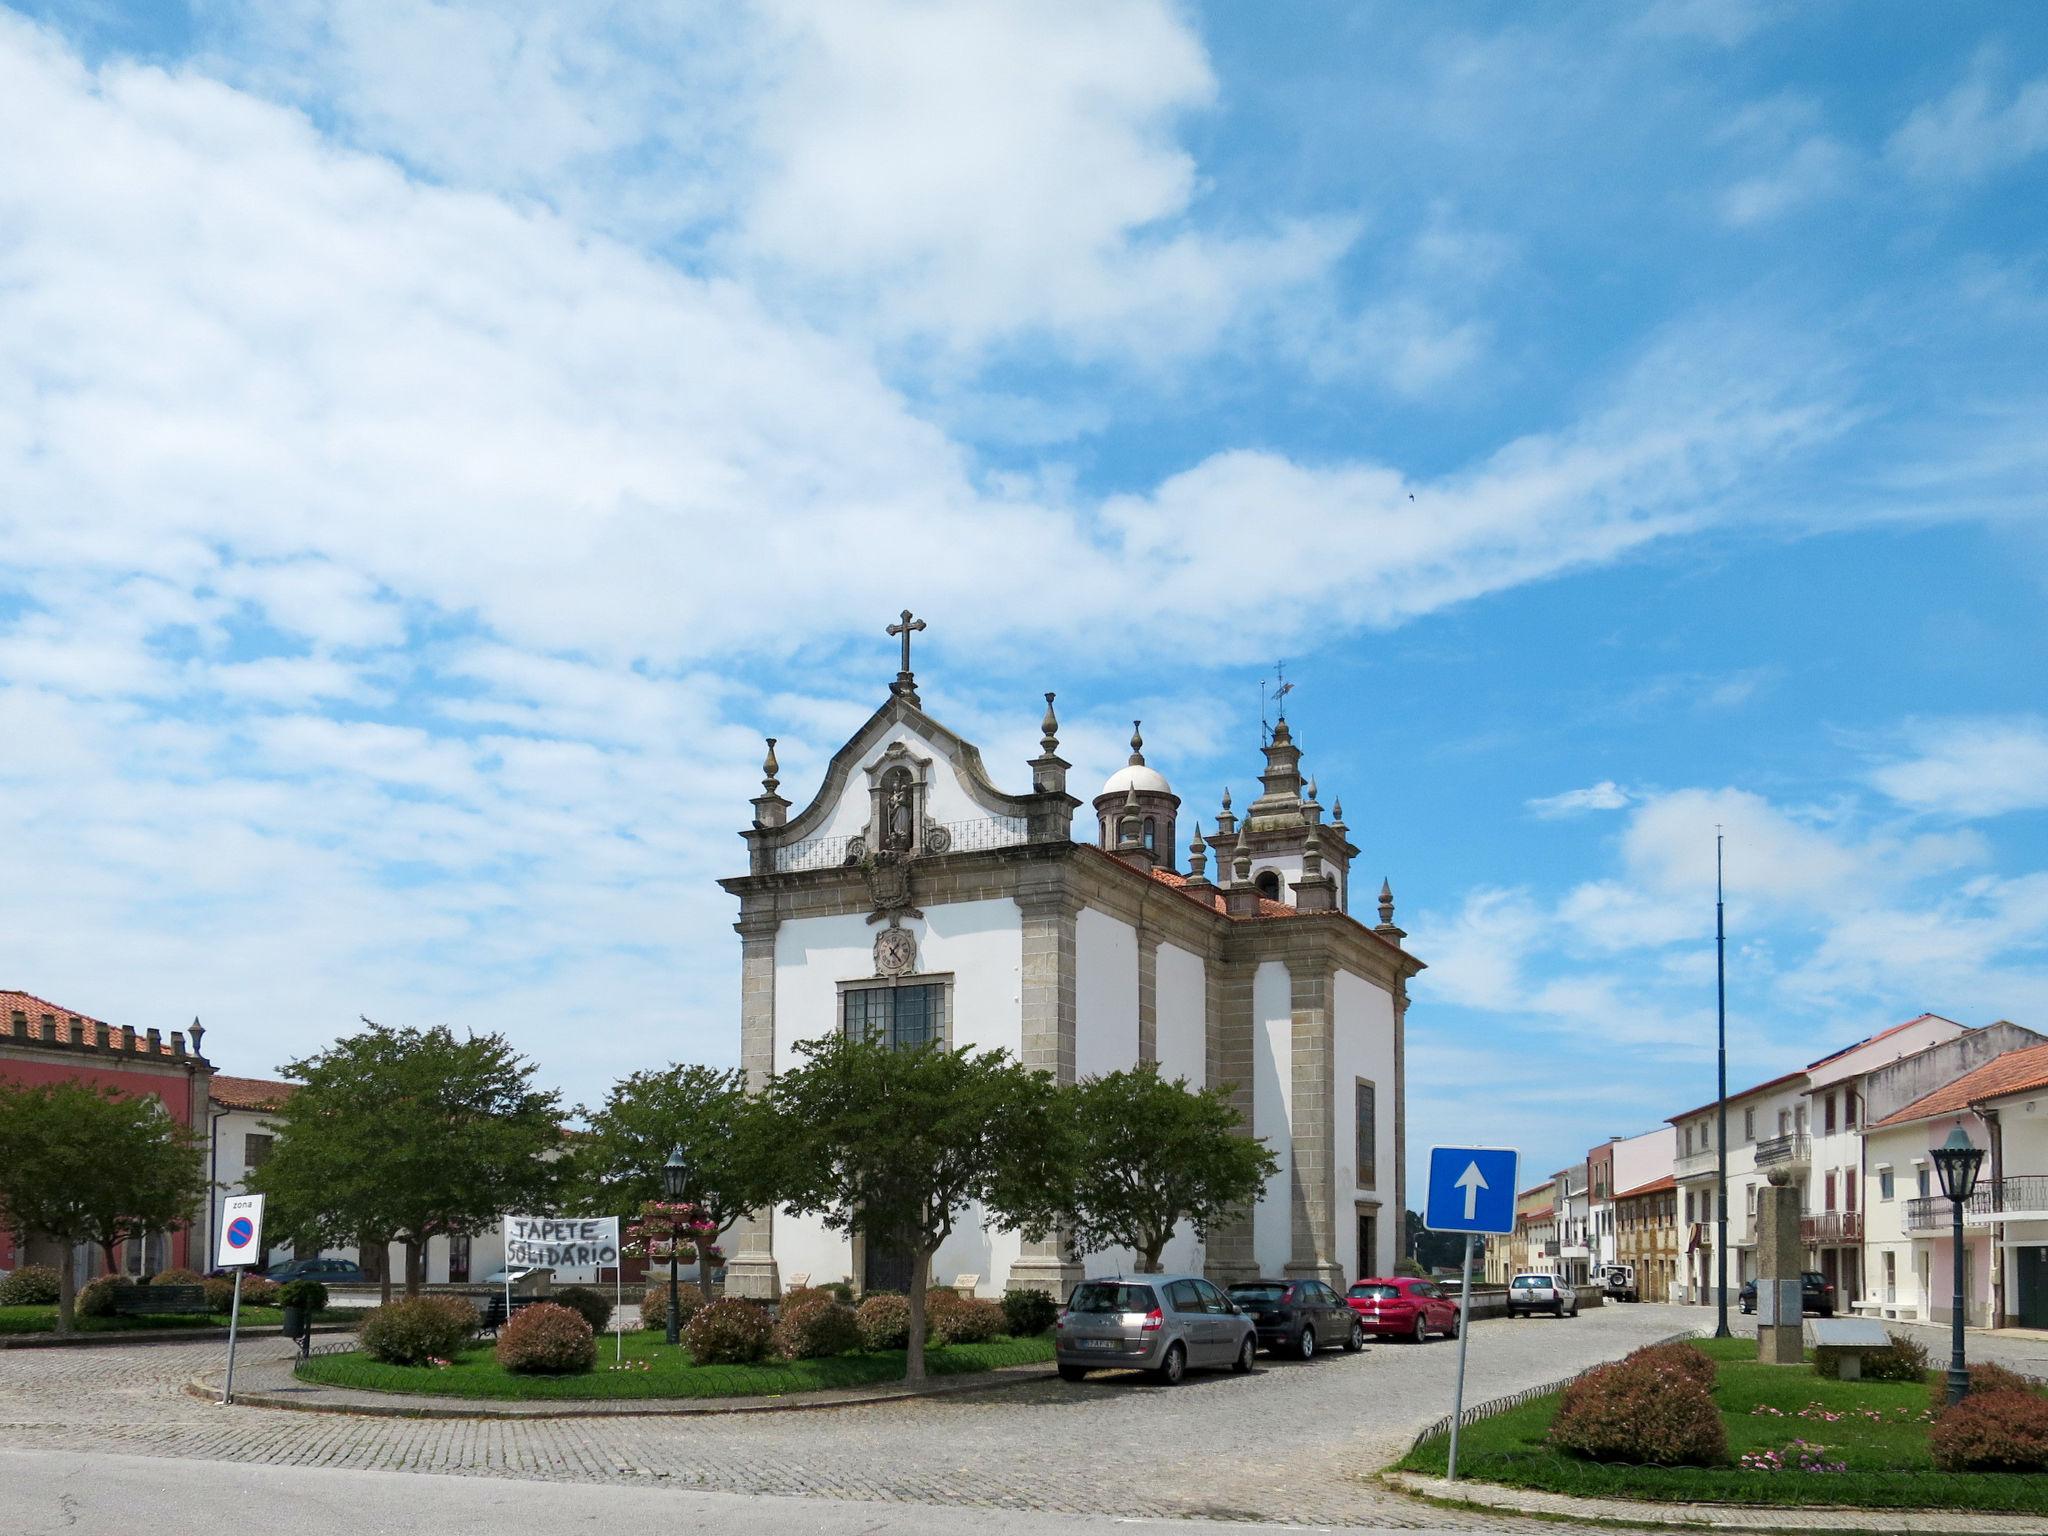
[1754,1132,1812,1171]
[1905,1175,2048,1233]
[1673,1146,1721,1181]
[1801,1211,1862,1245]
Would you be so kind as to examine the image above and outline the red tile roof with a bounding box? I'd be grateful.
[0,989,186,1058]
[1870,1041,2048,1129]
[1517,1206,1554,1223]
[1615,1173,1677,1200]
[210,1075,296,1112]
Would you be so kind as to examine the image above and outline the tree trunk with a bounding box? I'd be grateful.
[906,1247,935,1382]
[366,1232,393,1305]
[55,1247,76,1337]
[403,1238,425,1297]
[1140,1230,1168,1272]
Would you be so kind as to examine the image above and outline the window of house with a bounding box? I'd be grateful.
[1846,1170,1857,1211]
[1824,1171,1837,1211]
[1883,1250,1896,1301]
[1917,1167,1931,1199]
[1355,1079,1377,1187]
[841,980,948,1050]
[1746,1183,1758,1215]
[1824,1093,1836,1134]
[1683,1125,1693,1155]
[1744,1107,1755,1141]
[1779,1108,1791,1136]
[244,1132,273,1170]
[1685,1191,1695,1222]
[1846,1092,1859,1130]
[1795,1105,1808,1134]
[1879,1168,1894,1200]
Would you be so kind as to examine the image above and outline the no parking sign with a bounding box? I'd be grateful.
[216,1193,265,1268]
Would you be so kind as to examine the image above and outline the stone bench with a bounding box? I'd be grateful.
[1808,1316,1892,1378]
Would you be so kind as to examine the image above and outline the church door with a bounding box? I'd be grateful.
[2018,1248,2048,1331]
[864,1236,916,1295]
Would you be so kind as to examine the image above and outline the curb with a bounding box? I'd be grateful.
[1381,1470,2048,1534]
[1,1322,358,1352]
[184,1359,1061,1419]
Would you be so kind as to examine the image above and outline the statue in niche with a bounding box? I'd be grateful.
[883,769,915,852]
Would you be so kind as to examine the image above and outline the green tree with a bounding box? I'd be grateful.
[569,1064,769,1292]
[1057,1063,1278,1272]
[759,1032,1062,1381]
[0,1082,207,1333]
[252,1019,562,1301]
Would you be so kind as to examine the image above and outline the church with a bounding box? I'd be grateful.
[719,617,1422,1301]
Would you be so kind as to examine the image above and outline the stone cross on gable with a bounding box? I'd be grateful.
[887,610,926,703]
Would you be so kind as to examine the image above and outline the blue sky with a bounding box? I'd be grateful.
[1,1,2043,1187]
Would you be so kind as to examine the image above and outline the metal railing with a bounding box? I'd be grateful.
[1754,1132,1812,1169]
[1905,1175,2048,1232]
[1801,1211,1862,1244]
[772,815,1031,873]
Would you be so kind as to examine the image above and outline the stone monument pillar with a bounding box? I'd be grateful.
[1756,1167,1804,1365]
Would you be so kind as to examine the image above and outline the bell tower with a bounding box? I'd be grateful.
[1091,722,1180,873]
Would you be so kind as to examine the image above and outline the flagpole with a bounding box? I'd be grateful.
[1714,830,1731,1339]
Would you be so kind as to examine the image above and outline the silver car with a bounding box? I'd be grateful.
[1055,1274,1258,1385]
[1506,1271,1579,1318]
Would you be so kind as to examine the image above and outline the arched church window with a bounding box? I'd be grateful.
[1255,869,1282,901]
[1143,818,1156,850]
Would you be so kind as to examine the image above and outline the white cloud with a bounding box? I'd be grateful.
[1890,57,2048,184]
[1720,135,1852,226]
[1527,781,1631,818]
[1871,716,2048,818]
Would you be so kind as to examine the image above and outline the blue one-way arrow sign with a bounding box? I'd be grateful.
[1424,1145,1520,1235]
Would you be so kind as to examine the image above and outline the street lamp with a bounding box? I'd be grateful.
[662,1145,688,1348]
[1931,1123,1986,1406]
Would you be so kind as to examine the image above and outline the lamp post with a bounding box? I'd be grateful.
[1932,1123,1986,1406]
[662,1145,688,1349]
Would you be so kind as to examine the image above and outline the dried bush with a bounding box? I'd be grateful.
[239,1275,280,1308]
[772,1295,863,1360]
[495,1301,596,1375]
[682,1297,772,1365]
[1549,1357,1729,1467]
[1931,1360,2037,1413]
[75,1276,139,1318]
[552,1285,614,1335]
[1931,1389,2048,1471]
[147,1267,206,1286]
[1001,1288,1058,1337]
[1815,1329,1929,1383]
[359,1295,478,1365]
[856,1292,911,1351]
[1625,1340,1715,1388]
[0,1265,61,1306]
[636,1280,704,1333]
[927,1292,1005,1345]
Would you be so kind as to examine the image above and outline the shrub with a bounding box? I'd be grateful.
[1001,1288,1058,1337]
[772,1295,863,1360]
[1931,1360,2037,1413]
[552,1285,614,1335]
[276,1279,329,1313]
[0,1265,61,1306]
[857,1292,911,1351]
[203,1273,281,1312]
[495,1301,596,1375]
[1550,1356,1729,1467]
[359,1295,478,1365]
[637,1281,704,1333]
[927,1292,1005,1345]
[239,1275,280,1308]
[823,1280,855,1303]
[76,1276,139,1318]
[147,1267,206,1286]
[1815,1329,1929,1383]
[1394,1258,1428,1278]
[779,1285,830,1311]
[1931,1389,2048,1471]
[682,1296,772,1365]
[1626,1340,1715,1388]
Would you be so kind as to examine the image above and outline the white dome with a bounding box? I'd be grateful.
[1101,762,1172,798]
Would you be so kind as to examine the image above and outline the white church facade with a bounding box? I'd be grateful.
[720,622,1422,1300]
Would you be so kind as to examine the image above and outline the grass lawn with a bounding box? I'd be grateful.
[1399,1336,2048,1514]
[297,1330,1055,1400]
[0,1303,356,1336]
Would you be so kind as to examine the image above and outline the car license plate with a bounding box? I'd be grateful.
[1080,1338,1118,1350]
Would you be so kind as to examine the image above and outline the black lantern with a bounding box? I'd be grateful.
[1933,1124,1984,1203]
[662,1144,688,1199]
[1934,1123,1986,1405]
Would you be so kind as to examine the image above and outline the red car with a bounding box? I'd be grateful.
[1346,1276,1461,1341]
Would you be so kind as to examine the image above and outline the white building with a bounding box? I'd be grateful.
[720,637,1423,1299]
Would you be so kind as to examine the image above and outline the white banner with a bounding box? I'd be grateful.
[502,1214,620,1283]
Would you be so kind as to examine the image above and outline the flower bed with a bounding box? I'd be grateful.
[1397,1336,2048,1513]
[296,1332,1054,1401]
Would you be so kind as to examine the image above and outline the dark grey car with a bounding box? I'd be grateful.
[1228,1278,1365,1359]
[1055,1274,1258,1385]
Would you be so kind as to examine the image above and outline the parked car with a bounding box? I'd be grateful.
[263,1256,370,1285]
[1506,1272,1579,1318]
[1227,1278,1365,1358]
[1738,1271,1837,1317]
[1056,1274,1257,1385]
[1346,1276,1461,1341]
[1597,1263,1638,1303]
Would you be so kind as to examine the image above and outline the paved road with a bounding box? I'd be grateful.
[15,1300,2042,1530]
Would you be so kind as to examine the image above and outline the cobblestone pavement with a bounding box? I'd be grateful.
[0,1304,1720,1529]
